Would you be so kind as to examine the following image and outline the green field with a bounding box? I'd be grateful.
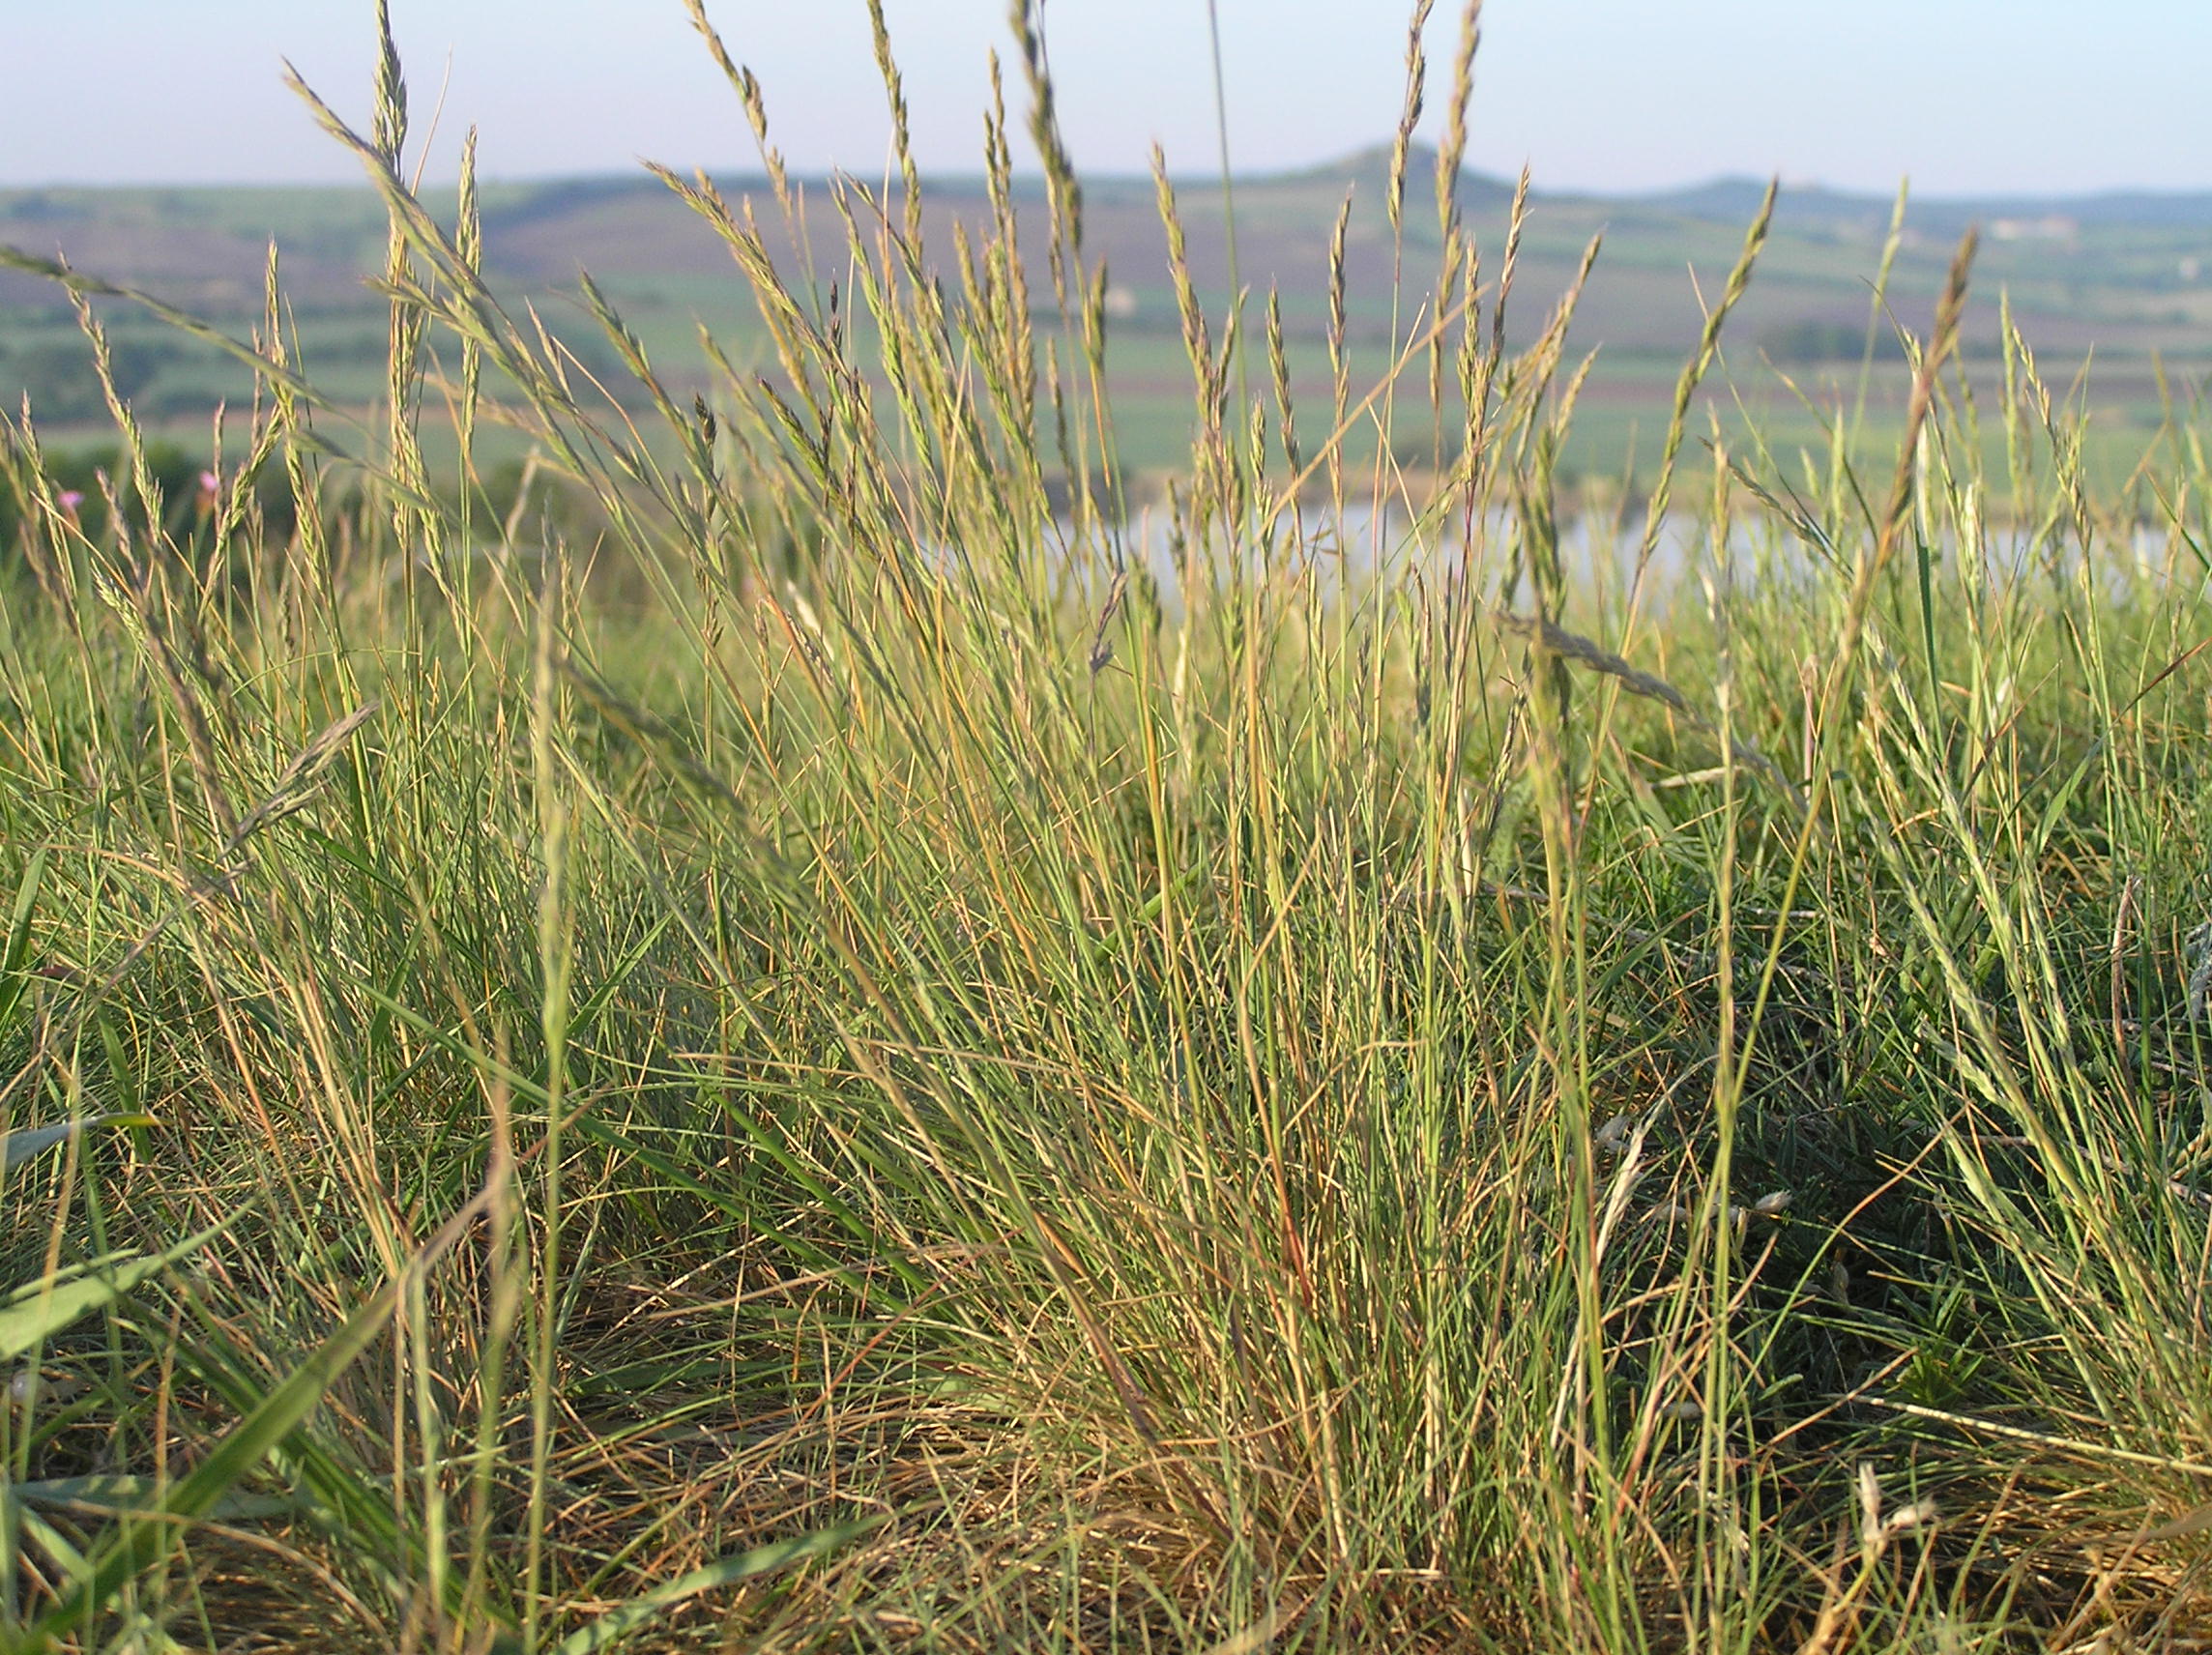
[8,130,2212,489]
[11,13,2212,1654]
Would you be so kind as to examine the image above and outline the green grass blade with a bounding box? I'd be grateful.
[547,1520,880,1655]
[1,1114,157,1171]
[0,847,49,1035]
[23,1263,405,1646]
[0,1222,225,1364]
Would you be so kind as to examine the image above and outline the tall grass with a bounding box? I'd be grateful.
[4,3,2212,1649]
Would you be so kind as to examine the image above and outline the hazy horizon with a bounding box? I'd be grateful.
[10,151,2212,210]
[2,1,2208,198]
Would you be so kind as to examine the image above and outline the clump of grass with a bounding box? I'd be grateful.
[6,3,2212,1650]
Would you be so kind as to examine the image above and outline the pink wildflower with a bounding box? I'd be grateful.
[56,490,84,517]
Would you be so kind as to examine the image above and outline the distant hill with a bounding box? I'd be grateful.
[1280,141,1521,210]
[1639,173,2212,235]
[4,146,2208,448]
[13,147,2212,315]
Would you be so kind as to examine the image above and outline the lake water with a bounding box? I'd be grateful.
[1039,498,2197,616]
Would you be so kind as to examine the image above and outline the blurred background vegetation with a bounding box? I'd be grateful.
[7,153,2210,491]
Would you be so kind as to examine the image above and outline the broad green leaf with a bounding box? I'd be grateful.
[548,1520,880,1655]
[5,1475,301,1523]
[1,1113,157,1171]
[28,1253,414,1645]
[0,1222,225,1363]
[0,846,50,1032]
[16,1504,89,1579]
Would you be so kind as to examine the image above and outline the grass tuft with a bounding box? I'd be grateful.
[3,5,2212,1650]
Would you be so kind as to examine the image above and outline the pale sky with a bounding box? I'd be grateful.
[1,0,2206,197]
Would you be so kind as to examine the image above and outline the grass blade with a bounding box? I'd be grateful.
[548,1521,880,1655]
